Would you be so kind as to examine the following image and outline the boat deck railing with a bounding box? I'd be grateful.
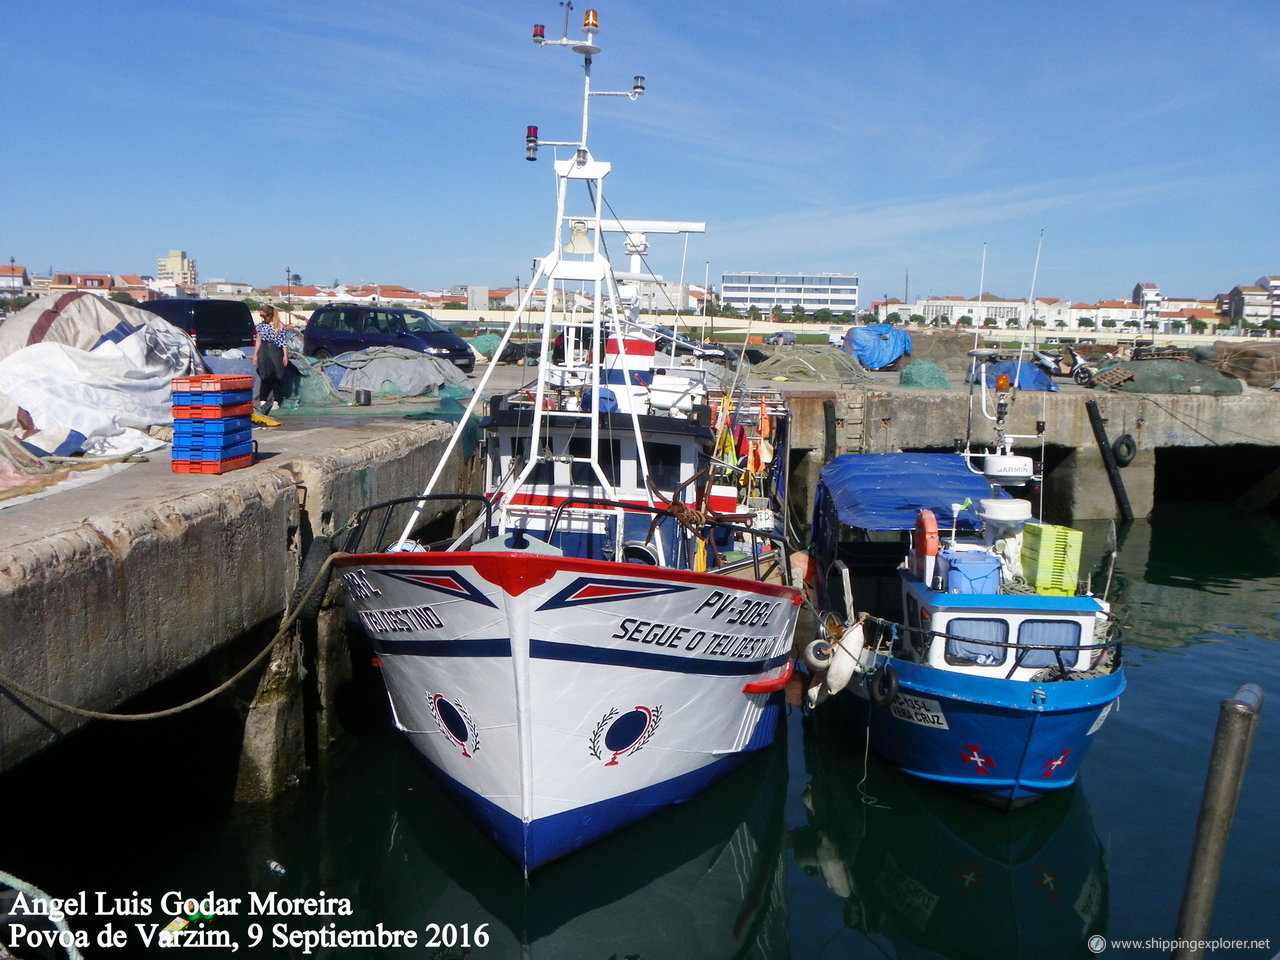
[338,491,791,581]
[339,494,493,555]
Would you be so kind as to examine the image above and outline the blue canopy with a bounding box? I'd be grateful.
[816,453,1006,532]
[847,324,912,370]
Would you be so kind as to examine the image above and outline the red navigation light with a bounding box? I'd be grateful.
[996,374,1011,391]
[525,125,539,161]
[531,23,545,42]
[583,9,599,34]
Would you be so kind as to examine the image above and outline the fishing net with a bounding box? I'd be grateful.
[467,334,504,360]
[748,346,871,382]
[404,398,483,457]
[1092,357,1242,395]
[1206,341,1280,389]
[898,359,951,389]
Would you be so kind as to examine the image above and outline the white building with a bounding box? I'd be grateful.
[720,272,859,316]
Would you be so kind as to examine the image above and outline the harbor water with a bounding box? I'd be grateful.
[2,503,1278,958]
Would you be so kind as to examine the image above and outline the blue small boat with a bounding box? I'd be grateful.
[802,444,1125,810]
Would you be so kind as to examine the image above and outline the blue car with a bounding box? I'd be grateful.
[303,304,474,372]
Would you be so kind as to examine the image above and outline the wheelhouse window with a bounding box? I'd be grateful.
[1017,619,1082,669]
[944,618,1008,666]
[639,441,682,492]
[509,436,554,485]
[568,437,621,486]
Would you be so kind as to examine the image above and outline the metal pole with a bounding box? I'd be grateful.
[1171,683,1264,960]
[1084,399,1133,522]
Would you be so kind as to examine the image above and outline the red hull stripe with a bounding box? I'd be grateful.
[336,551,802,601]
[605,339,655,356]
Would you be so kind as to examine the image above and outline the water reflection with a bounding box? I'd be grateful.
[791,716,1108,959]
[148,731,791,958]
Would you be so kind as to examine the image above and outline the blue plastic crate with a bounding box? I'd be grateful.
[170,439,255,462]
[172,389,254,406]
[172,428,252,452]
[173,416,253,436]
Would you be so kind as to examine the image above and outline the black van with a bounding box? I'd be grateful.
[138,299,256,353]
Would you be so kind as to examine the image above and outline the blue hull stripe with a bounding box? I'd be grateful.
[424,745,766,869]
[531,639,790,676]
[374,638,512,657]
[374,637,790,676]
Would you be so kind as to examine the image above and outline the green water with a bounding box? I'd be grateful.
[2,504,1277,958]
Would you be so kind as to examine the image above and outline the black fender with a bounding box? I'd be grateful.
[869,664,899,707]
[1111,433,1137,467]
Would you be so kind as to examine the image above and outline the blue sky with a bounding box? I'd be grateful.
[6,0,1277,304]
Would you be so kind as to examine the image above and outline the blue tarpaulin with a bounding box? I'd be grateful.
[816,453,1008,531]
[977,359,1059,392]
[845,324,912,370]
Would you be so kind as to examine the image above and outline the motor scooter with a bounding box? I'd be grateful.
[1030,343,1096,386]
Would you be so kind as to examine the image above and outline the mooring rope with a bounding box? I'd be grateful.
[0,867,86,960]
[0,552,346,722]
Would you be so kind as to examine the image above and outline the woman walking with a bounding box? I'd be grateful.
[253,304,290,414]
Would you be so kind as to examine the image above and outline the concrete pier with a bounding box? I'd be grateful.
[0,408,464,785]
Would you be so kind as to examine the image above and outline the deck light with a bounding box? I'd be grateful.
[526,125,539,161]
[532,23,546,43]
[583,9,599,34]
[632,76,645,96]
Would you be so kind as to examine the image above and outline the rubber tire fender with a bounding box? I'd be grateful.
[1111,433,1137,467]
[293,535,334,621]
[869,664,899,708]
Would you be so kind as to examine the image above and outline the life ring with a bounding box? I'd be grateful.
[292,535,334,621]
[1111,433,1137,467]
[869,664,899,707]
[912,510,940,574]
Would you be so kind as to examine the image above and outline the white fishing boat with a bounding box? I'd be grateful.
[333,7,802,872]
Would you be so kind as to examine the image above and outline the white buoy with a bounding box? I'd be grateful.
[823,621,867,696]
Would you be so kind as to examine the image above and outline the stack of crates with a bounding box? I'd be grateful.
[171,374,256,474]
[1021,522,1083,596]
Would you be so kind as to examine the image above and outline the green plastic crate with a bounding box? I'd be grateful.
[1022,522,1083,596]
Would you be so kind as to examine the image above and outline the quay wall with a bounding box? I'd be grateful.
[0,417,460,777]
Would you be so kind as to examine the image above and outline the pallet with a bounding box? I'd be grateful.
[1091,366,1135,389]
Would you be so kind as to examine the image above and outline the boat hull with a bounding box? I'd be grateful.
[825,657,1125,809]
[335,549,800,870]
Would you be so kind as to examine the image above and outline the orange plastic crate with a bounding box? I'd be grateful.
[171,453,256,474]
[172,401,254,419]
[171,374,254,392]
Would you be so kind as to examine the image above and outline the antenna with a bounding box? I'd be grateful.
[527,7,645,162]
[1027,229,1044,343]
